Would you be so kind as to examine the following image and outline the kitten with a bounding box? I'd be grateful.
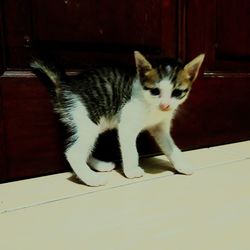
[31,51,204,186]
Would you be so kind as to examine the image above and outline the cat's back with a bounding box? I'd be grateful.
[68,64,134,91]
[62,64,136,124]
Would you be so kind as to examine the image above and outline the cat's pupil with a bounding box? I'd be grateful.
[150,88,160,96]
[171,89,187,99]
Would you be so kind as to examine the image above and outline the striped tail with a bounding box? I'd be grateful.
[30,59,64,92]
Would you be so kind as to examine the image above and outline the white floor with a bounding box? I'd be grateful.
[1,141,250,250]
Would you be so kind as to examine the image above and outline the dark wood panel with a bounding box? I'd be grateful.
[3,0,32,69]
[172,77,250,149]
[186,0,250,72]
[1,77,67,181]
[3,0,177,69]
[217,0,250,59]
[184,0,250,148]
[32,0,161,46]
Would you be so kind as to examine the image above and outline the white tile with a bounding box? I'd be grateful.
[0,158,175,214]
[2,141,249,214]
[1,159,250,250]
[183,146,246,170]
[210,140,250,158]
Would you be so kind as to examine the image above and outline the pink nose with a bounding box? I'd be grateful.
[160,103,170,111]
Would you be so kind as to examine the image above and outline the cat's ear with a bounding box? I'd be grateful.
[183,54,205,82]
[134,51,152,75]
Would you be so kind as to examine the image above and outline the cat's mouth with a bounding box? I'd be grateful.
[159,103,170,111]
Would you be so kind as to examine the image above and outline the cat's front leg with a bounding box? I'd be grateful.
[149,123,194,175]
[167,147,194,175]
[118,124,144,179]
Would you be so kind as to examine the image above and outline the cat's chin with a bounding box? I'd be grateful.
[160,108,171,112]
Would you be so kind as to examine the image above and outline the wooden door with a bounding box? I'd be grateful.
[0,0,249,182]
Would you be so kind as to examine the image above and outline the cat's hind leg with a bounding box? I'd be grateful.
[66,134,108,186]
[87,156,116,172]
[65,101,108,186]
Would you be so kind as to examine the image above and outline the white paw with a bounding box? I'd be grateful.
[95,162,115,172]
[124,166,145,179]
[87,156,116,172]
[83,172,108,187]
[173,162,194,175]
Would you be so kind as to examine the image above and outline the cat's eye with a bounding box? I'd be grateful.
[150,88,160,96]
[171,89,188,99]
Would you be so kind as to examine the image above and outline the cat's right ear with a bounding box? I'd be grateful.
[183,54,205,82]
[134,51,152,75]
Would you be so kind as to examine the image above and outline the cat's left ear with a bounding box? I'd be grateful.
[184,54,205,82]
[134,51,152,75]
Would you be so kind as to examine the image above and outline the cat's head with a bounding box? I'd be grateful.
[134,51,205,112]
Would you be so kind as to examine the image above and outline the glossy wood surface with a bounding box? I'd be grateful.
[0,0,249,182]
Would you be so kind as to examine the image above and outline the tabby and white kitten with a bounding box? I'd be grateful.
[31,51,204,186]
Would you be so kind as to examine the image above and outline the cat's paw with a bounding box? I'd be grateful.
[83,172,108,187]
[173,162,194,175]
[95,162,115,172]
[124,166,145,179]
[88,157,115,172]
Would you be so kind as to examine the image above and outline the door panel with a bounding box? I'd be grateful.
[32,0,162,45]
[186,0,250,72]
[0,77,67,181]
[217,0,250,59]
[3,0,177,68]
[177,0,250,148]
[172,77,250,149]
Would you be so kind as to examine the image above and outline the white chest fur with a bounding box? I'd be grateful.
[144,108,173,128]
[118,97,173,133]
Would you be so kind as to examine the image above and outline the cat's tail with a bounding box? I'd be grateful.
[30,59,64,93]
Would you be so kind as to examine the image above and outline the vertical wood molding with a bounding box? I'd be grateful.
[161,0,177,57]
[0,1,7,181]
[177,0,187,60]
[0,0,6,76]
[0,82,7,182]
